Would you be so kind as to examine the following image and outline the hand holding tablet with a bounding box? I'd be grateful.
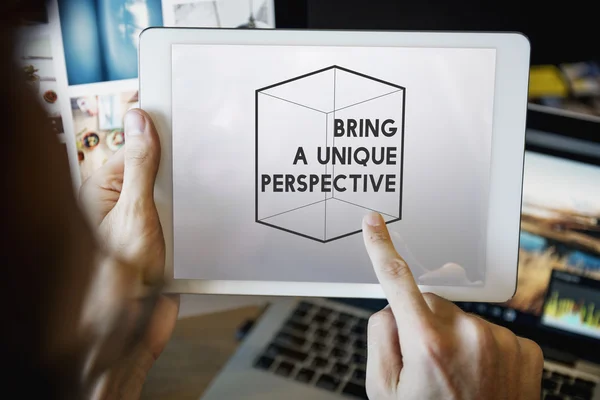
[139,28,530,301]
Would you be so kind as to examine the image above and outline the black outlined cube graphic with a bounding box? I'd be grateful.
[256,65,405,243]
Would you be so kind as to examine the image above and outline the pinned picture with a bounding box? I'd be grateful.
[57,0,163,85]
[16,34,64,134]
[167,0,274,28]
[72,90,138,181]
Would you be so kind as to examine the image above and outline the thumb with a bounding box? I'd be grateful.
[122,109,160,202]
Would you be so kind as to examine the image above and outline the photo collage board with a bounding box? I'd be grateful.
[17,0,276,188]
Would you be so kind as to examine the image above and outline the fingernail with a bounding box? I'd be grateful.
[125,111,145,136]
[364,212,382,226]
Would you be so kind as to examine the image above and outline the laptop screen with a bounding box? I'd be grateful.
[494,144,600,341]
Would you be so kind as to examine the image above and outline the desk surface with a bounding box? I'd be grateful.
[142,306,263,400]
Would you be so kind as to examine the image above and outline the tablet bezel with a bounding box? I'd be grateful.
[139,27,530,302]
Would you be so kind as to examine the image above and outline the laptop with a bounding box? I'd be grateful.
[200,108,600,400]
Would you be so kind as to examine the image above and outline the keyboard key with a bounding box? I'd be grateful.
[351,323,366,335]
[285,319,309,332]
[254,355,274,370]
[297,301,314,312]
[311,341,327,352]
[292,308,308,319]
[552,372,570,381]
[542,378,558,391]
[295,368,315,383]
[276,331,306,348]
[265,344,308,362]
[316,374,340,391]
[574,378,596,388]
[352,353,367,365]
[332,362,350,376]
[331,347,348,359]
[313,356,329,368]
[315,328,328,338]
[339,312,354,322]
[332,319,347,329]
[342,381,368,399]
[315,310,332,321]
[335,333,350,344]
[572,381,596,395]
[275,361,295,377]
[353,338,367,349]
[313,314,328,324]
[318,307,334,316]
[353,368,366,381]
[560,382,592,398]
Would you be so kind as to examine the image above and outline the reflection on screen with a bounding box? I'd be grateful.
[504,150,600,332]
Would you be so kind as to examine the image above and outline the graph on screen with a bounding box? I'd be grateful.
[541,280,600,339]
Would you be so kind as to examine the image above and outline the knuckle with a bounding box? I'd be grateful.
[421,293,438,311]
[414,322,452,360]
[492,326,521,365]
[464,316,496,350]
[368,308,393,331]
[422,331,453,360]
[422,292,437,301]
[499,326,520,347]
[519,337,544,368]
[474,323,495,348]
[422,292,441,307]
[380,258,411,280]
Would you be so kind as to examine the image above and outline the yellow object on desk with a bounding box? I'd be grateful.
[528,65,569,98]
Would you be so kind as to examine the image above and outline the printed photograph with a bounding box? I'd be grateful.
[57,0,163,85]
[504,152,600,315]
[170,0,274,28]
[16,34,64,134]
[71,91,138,182]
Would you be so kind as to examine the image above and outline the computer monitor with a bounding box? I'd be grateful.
[458,108,600,362]
[275,0,598,65]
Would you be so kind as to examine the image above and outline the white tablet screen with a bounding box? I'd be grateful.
[171,44,496,286]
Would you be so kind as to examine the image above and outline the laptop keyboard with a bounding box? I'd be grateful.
[542,368,597,400]
[253,300,599,400]
[253,301,369,399]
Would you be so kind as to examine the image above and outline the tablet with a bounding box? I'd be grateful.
[139,28,530,302]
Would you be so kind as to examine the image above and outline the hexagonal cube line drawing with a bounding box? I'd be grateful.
[256,65,405,243]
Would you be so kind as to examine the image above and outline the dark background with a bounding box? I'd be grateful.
[275,0,597,65]
[13,0,599,64]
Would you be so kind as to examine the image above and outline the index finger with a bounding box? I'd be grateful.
[362,212,432,324]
